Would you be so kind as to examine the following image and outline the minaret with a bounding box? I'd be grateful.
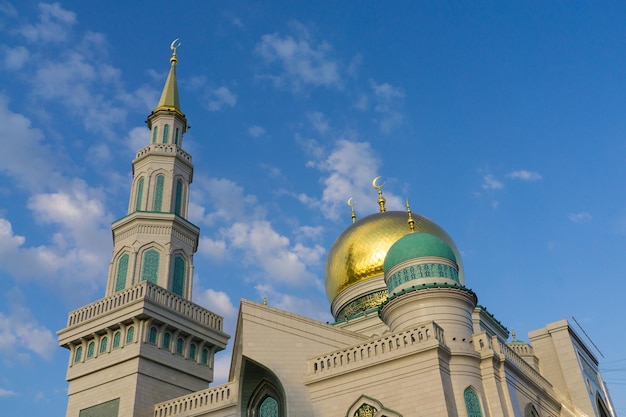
[58,42,229,417]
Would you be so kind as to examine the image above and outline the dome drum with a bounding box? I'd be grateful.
[385,257,459,296]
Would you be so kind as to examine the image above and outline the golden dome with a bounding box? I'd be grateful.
[324,211,463,303]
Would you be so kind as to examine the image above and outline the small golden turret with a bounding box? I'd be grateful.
[406,198,415,232]
[372,176,386,213]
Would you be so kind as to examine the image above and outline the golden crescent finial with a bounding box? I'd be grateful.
[169,38,181,65]
[347,197,356,223]
[406,198,415,232]
[372,176,386,213]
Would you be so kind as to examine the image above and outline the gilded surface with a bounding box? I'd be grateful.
[337,290,388,321]
[325,211,463,302]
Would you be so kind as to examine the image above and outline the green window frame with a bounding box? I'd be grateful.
[174,179,183,216]
[149,327,158,344]
[152,126,158,143]
[141,249,159,283]
[189,343,197,360]
[135,178,144,211]
[115,254,129,292]
[153,174,164,212]
[174,127,179,145]
[100,336,108,353]
[74,346,83,363]
[172,256,185,296]
[464,387,483,417]
[162,332,171,350]
[176,337,184,355]
[201,348,209,365]
[126,326,135,344]
[113,331,121,349]
[259,397,279,417]
[163,124,169,144]
[87,341,95,358]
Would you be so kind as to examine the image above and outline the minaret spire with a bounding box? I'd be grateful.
[155,39,182,112]
[372,176,386,213]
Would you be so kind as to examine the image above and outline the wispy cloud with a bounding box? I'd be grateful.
[0,388,16,397]
[248,125,266,138]
[568,212,592,223]
[17,2,76,44]
[371,80,405,133]
[481,174,504,191]
[207,86,237,111]
[507,170,542,181]
[255,21,340,92]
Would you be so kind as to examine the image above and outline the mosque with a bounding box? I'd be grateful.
[57,45,616,417]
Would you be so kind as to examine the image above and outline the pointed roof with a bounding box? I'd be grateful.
[153,40,183,114]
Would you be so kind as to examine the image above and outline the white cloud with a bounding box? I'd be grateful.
[258,287,332,322]
[18,2,76,44]
[568,212,592,223]
[194,288,237,321]
[126,126,150,151]
[1,45,30,70]
[307,111,330,135]
[481,174,504,191]
[371,80,405,133]
[212,350,232,385]
[207,86,237,111]
[0,388,16,397]
[255,22,340,91]
[198,236,228,259]
[507,170,542,181]
[0,300,56,362]
[190,177,258,227]
[248,125,266,138]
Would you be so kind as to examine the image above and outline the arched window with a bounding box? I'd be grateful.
[162,332,171,350]
[259,397,279,417]
[176,337,184,355]
[189,343,197,360]
[174,127,179,145]
[149,327,158,344]
[87,341,95,358]
[126,326,135,344]
[135,178,144,211]
[172,256,185,296]
[115,254,129,292]
[153,174,165,212]
[141,249,159,283]
[174,179,183,216]
[74,346,83,363]
[353,403,377,417]
[100,337,108,353]
[113,331,121,349]
[201,348,209,365]
[464,387,483,417]
[152,126,158,143]
[163,124,169,144]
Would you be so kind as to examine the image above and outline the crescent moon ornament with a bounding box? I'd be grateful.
[347,197,354,207]
[372,176,385,190]
[170,38,181,52]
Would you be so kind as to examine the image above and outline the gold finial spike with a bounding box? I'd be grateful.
[511,329,517,341]
[406,198,415,232]
[347,197,356,224]
[263,295,267,305]
[170,38,181,65]
[372,176,386,213]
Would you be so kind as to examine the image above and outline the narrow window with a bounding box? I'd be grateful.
[176,337,184,355]
[163,124,169,144]
[152,126,158,143]
[189,343,197,360]
[113,331,121,349]
[464,387,483,417]
[141,249,159,283]
[162,332,171,350]
[201,348,209,365]
[153,174,164,212]
[100,337,108,353]
[149,327,158,344]
[74,346,83,363]
[172,256,185,296]
[259,397,279,417]
[126,326,135,344]
[115,254,129,292]
[87,342,95,358]
[174,179,183,216]
[135,178,144,211]
[174,127,179,145]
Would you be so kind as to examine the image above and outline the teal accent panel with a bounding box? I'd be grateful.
[189,343,197,360]
[100,337,108,353]
[141,249,159,283]
[114,254,129,292]
[74,346,82,363]
[87,342,95,358]
[163,124,169,144]
[464,388,483,417]
[386,263,459,292]
[113,332,121,349]
[176,338,184,354]
[384,232,456,273]
[201,348,209,364]
[172,256,185,296]
[152,126,158,144]
[79,398,120,417]
[126,326,134,344]
[135,178,144,211]
[259,397,278,417]
[174,127,179,145]
[162,332,171,349]
[174,179,183,216]
[149,327,158,344]
[153,175,164,212]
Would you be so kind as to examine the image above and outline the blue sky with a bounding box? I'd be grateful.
[1,1,625,415]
